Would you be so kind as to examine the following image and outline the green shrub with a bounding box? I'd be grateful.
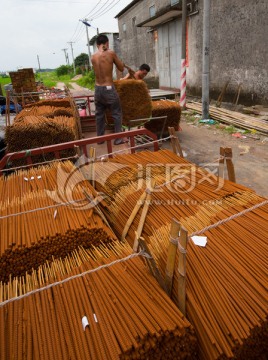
[76,70,95,90]
[56,65,73,77]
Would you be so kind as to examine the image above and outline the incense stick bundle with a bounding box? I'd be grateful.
[0,241,198,359]
[105,80,152,127]
[148,99,181,133]
[81,149,268,359]
[0,161,116,282]
[147,201,268,359]
[14,106,73,120]
[23,98,73,109]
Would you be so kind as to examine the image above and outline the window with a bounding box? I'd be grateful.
[123,23,126,32]
[149,5,155,18]
[171,0,179,5]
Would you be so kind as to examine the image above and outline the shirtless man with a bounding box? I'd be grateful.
[91,34,126,145]
[121,63,150,80]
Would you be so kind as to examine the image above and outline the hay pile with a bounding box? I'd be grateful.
[147,99,181,133]
[106,80,152,126]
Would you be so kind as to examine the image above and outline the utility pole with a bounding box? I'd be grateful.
[37,55,41,72]
[62,48,69,65]
[202,0,210,119]
[68,42,76,75]
[82,18,92,68]
[180,0,187,109]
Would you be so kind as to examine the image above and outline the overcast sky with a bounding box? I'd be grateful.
[0,0,131,72]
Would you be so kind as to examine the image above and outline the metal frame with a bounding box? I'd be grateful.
[0,128,159,173]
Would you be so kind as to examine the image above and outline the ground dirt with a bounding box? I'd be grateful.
[177,113,268,198]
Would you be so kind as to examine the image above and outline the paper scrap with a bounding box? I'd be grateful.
[82,316,89,331]
[24,177,29,181]
[191,236,207,247]
[93,313,98,323]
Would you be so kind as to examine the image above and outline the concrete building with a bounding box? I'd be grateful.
[116,0,268,105]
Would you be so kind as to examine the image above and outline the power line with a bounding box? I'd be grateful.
[83,0,102,18]
[71,23,85,43]
[90,0,119,20]
[85,0,110,19]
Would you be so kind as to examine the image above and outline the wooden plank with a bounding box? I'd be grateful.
[187,102,268,134]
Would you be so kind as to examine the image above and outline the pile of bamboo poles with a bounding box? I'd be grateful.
[187,101,268,134]
[0,241,198,359]
[0,161,116,282]
[82,149,268,359]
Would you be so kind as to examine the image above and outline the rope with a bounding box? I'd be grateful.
[95,135,172,160]
[0,198,89,220]
[0,155,79,173]
[170,236,178,246]
[0,135,170,173]
[190,199,268,238]
[0,250,151,307]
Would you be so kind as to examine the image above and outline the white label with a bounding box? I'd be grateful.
[82,316,89,331]
[191,236,207,247]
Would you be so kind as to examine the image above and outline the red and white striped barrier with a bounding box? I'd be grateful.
[180,59,186,108]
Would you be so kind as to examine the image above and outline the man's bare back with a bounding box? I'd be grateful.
[91,43,124,86]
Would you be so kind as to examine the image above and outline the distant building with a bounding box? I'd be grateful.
[116,0,268,105]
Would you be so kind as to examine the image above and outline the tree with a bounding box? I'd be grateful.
[75,53,89,67]
[56,65,72,77]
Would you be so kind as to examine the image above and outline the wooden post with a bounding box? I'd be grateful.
[6,91,11,126]
[139,238,167,293]
[218,147,225,179]
[89,147,96,187]
[168,127,184,157]
[225,147,236,183]
[121,190,147,241]
[177,226,188,316]
[216,80,229,107]
[165,219,181,297]
[218,147,236,183]
[133,179,155,252]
